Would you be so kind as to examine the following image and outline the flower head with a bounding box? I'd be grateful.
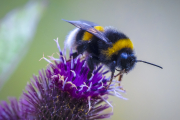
[0,38,127,120]
[0,98,23,120]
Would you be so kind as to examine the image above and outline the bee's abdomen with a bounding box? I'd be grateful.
[65,28,80,49]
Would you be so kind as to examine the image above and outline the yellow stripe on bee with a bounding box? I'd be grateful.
[82,26,104,41]
[102,39,134,58]
[82,32,93,41]
[94,26,104,32]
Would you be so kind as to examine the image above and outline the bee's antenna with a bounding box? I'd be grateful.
[136,60,163,69]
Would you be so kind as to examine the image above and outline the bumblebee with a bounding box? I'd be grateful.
[63,19,162,88]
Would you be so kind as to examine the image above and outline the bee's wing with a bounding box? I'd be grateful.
[63,19,111,43]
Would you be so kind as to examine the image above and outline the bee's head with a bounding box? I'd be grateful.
[117,49,136,73]
[116,49,163,73]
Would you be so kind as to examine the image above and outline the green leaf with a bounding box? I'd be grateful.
[0,1,47,89]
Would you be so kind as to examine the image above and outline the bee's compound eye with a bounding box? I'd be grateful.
[131,58,135,62]
[121,53,128,59]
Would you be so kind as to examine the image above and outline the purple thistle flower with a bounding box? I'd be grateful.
[0,98,24,120]
[0,38,127,120]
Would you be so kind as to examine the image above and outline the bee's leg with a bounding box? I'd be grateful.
[67,52,78,62]
[67,43,88,61]
[114,70,124,86]
[114,72,121,78]
[106,71,115,89]
[72,52,78,58]
[106,61,116,89]
[87,70,93,79]
[87,56,95,79]
[118,74,123,86]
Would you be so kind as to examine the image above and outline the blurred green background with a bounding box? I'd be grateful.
[0,0,180,120]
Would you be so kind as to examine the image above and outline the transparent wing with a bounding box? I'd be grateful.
[62,19,111,43]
